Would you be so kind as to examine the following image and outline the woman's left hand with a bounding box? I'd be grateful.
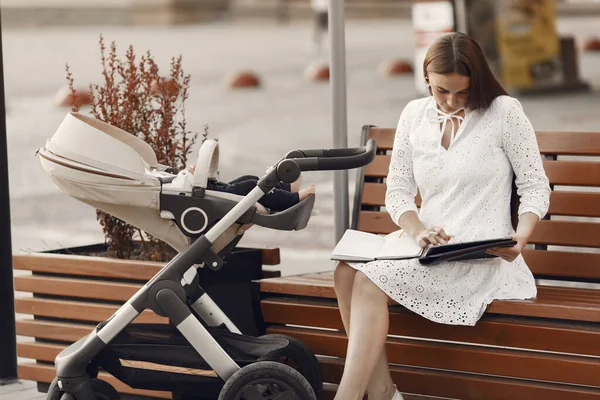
[486,236,527,262]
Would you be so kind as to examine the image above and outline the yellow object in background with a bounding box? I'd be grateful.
[496,0,563,89]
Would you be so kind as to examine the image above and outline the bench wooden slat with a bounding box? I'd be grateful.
[18,342,63,363]
[18,343,219,380]
[260,272,600,322]
[540,285,600,297]
[260,273,335,298]
[362,182,423,207]
[261,297,600,356]
[18,363,171,399]
[544,160,600,186]
[486,298,600,322]
[473,290,600,322]
[366,129,600,157]
[364,154,390,177]
[14,275,141,302]
[536,131,600,156]
[537,289,600,303]
[16,320,94,343]
[547,191,600,217]
[318,357,600,400]
[259,247,281,265]
[358,211,600,248]
[363,154,600,187]
[361,182,387,206]
[13,253,161,280]
[524,249,600,280]
[12,248,280,280]
[529,220,600,247]
[14,297,166,324]
[357,210,397,233]
[538,285,600,299]
[267,326,600,387]
[362,184,600,218]
[368,127,395,150]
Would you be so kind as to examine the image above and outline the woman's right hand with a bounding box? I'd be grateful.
[414,226,451,248]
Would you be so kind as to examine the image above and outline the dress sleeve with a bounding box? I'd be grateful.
[501,97,551,220]
[385,102,419,225]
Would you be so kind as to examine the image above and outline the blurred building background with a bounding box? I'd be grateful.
[2,0,600,27]
[2,0,600,274]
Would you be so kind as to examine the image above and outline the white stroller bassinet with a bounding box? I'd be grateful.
[38,112,315,256]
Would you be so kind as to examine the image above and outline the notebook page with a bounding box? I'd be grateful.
[331,230,386,261]
[376,231,423,259]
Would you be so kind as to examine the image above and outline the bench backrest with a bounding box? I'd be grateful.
[351,125,600,284]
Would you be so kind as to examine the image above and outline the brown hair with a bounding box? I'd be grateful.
[423,32,508,110]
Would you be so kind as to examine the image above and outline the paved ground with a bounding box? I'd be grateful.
[3,15,600,399]
[0,380,45,400]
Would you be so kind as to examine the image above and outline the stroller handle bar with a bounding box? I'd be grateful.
[283,138,376,172]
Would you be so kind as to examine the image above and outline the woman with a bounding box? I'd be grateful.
[332,32,551,400]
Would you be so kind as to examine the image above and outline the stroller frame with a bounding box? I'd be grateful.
[53,185,273,399]
[49,140,376,400]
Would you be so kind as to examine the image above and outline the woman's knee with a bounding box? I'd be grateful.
[352,271,389,302]
[333,262,357,294]
[334,262,356,285]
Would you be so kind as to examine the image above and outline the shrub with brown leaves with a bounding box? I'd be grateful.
[66,35,200,261]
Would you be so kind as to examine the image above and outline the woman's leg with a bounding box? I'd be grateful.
[333,262,356,333]
[366,348,396,400]
[333,263,397,400]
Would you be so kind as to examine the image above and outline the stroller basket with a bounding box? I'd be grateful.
[93,324,289,397]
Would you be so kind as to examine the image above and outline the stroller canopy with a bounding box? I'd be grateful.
[39,113,315,254]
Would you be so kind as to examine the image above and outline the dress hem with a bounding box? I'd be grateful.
[347,261,536,327]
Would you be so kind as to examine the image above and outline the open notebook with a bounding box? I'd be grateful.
[331,229,516,265]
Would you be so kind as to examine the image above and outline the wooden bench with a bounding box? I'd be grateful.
[259,126,600,400]
[13,246,280,399]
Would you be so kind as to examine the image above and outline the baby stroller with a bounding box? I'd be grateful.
[37,112,375,400]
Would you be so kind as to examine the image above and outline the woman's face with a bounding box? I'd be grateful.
[426,71,470,113]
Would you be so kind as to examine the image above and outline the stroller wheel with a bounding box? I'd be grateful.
[218,361,316,400]
[258,334,323,397]
[47,377,119,400]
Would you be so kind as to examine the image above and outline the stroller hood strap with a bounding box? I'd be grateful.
[45,139,155,184]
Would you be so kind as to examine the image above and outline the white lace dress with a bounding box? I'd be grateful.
[347,95,551,326]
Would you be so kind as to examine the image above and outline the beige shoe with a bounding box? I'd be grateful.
[391,386,404,400]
